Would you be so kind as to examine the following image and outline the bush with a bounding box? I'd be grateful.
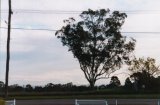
[0,99,5,105]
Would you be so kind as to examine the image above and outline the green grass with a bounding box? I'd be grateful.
[8,94,160,100]
[3,88,160,100]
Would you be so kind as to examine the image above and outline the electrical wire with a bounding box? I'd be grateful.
[2,9,160,14]
[1,9,81,14]
[0,26,57,31]
[1,26,160,34]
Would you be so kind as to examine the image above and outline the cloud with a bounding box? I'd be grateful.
[1,0,160,85]
[9,68,87,86]
[134,35,160,62]
[123,14,160,32]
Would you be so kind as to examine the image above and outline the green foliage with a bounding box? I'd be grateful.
[129,57,160,90]
[124,77,132,89]
[0,81,4,88]
[9,84,23,92]
[25,84,33,92]
[130,71,160,90]
[0,99,5,105]
[108,76,121,88]
[56,8,136,88]
[129,57,160,76]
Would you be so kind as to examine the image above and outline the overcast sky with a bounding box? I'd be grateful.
[1,0,160,86]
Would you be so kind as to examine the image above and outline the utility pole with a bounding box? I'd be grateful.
[0,0,2,27]
[0,0,1,64]
[0,0,2,96]
[0,0,1,49]
[5,0,12,99]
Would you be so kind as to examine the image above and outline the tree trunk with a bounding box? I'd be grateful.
[5,0,12,99]
[89,80,95,90]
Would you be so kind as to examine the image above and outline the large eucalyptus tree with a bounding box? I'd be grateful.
[56,9,135,88]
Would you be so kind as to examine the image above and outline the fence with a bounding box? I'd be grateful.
[5,99,16,105]
[107,99,159,105]
[75,99,160,105]
[75,99,108,105]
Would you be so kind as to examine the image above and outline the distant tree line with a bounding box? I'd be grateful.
[0,72,160,93]
[0,82,91,93]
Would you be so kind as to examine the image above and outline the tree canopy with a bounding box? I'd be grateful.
[129,57,160,77]
[56,9,136,88]
[129,57,160,90]
[124,77,132,89]
[108,76,121,88]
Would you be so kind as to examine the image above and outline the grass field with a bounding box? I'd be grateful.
[1,89,160,100]
[7,94,160,100]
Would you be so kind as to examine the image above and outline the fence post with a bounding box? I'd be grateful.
[105,100,108,105]
[14,99,16,105]
[116,99,117,105]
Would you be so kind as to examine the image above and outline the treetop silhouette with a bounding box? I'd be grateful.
[56,9,136,88]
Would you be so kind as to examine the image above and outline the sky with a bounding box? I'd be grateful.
[1,0,160,86]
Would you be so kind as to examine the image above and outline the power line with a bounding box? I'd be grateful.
[1,9,81,14]
[121,32,160,34]
[1,26,160,34]
[0,26,57,31]
[2,9,160,14]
